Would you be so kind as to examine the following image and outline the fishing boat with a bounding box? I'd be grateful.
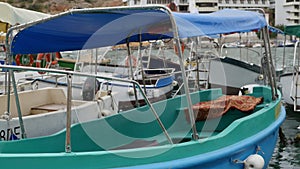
[30,46,176,111]
[0,2,51,94]
[204,25,284,95]
[0,6,285,169]
[209,56,264,94]
[279,24,300,111]
[0,87,118,140]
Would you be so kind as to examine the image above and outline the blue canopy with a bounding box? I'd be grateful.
[268,25,284,34]
[9,6,267,55]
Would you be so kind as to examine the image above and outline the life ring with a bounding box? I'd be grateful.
[51,52,61,65]
[167,2,178,11]
[36,53,51,74]
[0,45,6,52]
[15,54,34,66]
[125,55,137,67]
[174,41,185,55]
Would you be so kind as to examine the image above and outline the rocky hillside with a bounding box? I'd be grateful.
[1,0,124,14]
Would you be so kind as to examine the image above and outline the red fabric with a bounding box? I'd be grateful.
[184,95,263,122]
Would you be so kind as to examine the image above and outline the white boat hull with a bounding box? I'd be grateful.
[209,57,263,94]
[0,88,117,140]
[32,70,175,111]
[279,73,300,107]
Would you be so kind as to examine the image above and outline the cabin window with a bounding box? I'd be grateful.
[197,3,215,7]
[179,0,188,3]
[179,6,188,11]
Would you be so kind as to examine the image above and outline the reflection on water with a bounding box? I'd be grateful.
[268,106,300,169]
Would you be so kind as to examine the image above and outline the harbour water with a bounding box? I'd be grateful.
[269,106,300,169]
[224,47,300,169]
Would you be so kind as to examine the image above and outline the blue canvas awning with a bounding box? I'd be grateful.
[268,25,284,34]
[173,9,266,36]
[9,6,267,55]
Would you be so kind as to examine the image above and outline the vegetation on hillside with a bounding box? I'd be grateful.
[1,0,123,14]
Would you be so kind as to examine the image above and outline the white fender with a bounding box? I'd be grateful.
[128,88,135,96]
[101,109,112,117]
[239,84,262,96]
[172,80,178,87]
[244,154,265,169]
[258,74,264,81]
[0,111,9,120]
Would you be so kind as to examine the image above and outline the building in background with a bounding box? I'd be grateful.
[269,0,275,9]
[275,0,300,25]
[127,0,218,13]
[218,0,270,10]
[128,0,269,13]
[127,0,300,26]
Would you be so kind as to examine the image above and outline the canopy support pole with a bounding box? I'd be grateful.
[5,29,14,118]
[139,34,147,94]
[262,26,278,100]
[65,74,72,153]
[167,9,199,140]
[126,41,139,108]
[282,34,287,71]
[195,37,200,90]
[11,71,27,139]
[94,49,98,100]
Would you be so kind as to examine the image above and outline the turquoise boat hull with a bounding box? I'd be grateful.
[119,106,285,169]
[0,86,285,169]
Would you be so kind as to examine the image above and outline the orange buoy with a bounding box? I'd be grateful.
[15,54,34,66]
[125,55,137,67]
[36,53,51,74]
[174,41,185,55]
[51,52,61,65]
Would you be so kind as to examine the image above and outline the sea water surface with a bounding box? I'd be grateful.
[269,106,300,169]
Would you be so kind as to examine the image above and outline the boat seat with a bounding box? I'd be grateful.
[110,140,158,150]
[30,104,66,115]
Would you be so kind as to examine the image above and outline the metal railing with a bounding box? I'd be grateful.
[0,64,174,151]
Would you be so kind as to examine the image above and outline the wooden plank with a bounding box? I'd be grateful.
[31,104,66,112]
